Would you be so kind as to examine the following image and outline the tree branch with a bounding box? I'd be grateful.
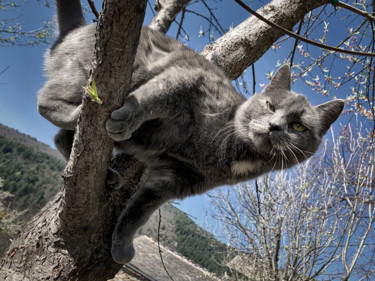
[337,1,375,21]
[233,0,375,58]
[200,0,373,80]
[149,0,190,33]
[0,1,147,280]
[87,0,99,19]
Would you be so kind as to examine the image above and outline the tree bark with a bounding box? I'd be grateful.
[201,0,329,80]
[0,0,331,280]
[0,1,147,280]
[148,0,190,33]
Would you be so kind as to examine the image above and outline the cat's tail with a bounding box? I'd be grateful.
[56,0,86,37]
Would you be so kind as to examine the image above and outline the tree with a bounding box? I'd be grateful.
[208,121,375,281]
[1,0,374,280]
[0,0,53,47]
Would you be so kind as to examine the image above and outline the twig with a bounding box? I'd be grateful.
[0,66,10,76]
[176,7,186,40]
[337,1,375,22]
[185,9,224,36]
[251,64,256,95]
[148,0,157,16]
[157,208,175,281]
[290,19,303,68]
[233,0,375,57]
[87,0,99,19]
[201,0,226,34]
[294,19,368,80]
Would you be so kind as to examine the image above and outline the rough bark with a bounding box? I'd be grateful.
[0,0,331,280]
[0,1,147,280]
[149,0,190,33]
[201,0,330,80]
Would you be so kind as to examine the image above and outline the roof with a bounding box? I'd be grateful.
[110,235,221,281]
[226,254,255,277]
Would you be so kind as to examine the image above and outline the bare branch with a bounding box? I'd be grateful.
[87,0,99,19]
[201,0,330,80]
[337,1,375,21]
[233,0,375,58]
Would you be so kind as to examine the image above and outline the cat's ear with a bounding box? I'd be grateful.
[315,99,345,135]
[264,64,291,93]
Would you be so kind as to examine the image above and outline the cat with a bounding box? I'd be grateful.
[38,0,344,264]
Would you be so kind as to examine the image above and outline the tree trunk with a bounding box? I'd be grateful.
[0,0,330,280]
[0,1,147,280]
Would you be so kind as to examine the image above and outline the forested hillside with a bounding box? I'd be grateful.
[0,133,65,253]
[0,124,229,276]
[140,203,230,276]
[0,136,64,212]
[0,124,64,161]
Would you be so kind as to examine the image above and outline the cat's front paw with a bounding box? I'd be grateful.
[111,242,135,264]
[106,96,142,141]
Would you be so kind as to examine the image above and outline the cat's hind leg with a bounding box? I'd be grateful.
[111,159,200,264]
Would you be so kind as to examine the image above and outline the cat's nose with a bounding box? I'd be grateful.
[269,121,281,131]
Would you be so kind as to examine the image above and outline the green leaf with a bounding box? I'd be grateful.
[83,79,102,104]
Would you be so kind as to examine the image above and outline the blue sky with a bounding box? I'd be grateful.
[0,1,353,227]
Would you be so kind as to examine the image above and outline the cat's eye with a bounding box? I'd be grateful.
[266,101,275,112]
[292,123,307,132]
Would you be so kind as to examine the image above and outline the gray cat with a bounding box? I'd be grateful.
[38,0,344,264]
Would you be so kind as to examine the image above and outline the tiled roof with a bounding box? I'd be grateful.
[110,235,221,281]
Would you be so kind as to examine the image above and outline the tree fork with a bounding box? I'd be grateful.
[0,1,147,280]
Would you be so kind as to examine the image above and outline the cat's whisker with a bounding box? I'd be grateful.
[211,121,239,144]
[271,151,279,171]
[266,148,277,165]
[280,150,285,171]
[284,142,299,164]
[287,143,304,163]
[280,147,290,164]
[288,140,313,160]
[220,128,247,149]
[211,123,233,144]
[275,149,283,171]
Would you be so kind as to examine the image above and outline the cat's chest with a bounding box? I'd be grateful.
[231,160,264,177]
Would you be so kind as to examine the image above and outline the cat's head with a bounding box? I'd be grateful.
[235,64,344,168]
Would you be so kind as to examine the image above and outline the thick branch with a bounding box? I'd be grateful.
[233,0,375,58]
[149,0,190,33]
[0,1,147,280]
[201,0,330,80]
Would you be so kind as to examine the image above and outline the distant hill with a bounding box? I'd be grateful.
[0,125,65,253]
[140,203,230,275]
[0,124,229,276]
[0,123,64,161]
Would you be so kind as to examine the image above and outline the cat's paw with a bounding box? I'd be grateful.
[106,97,142,141]
[106,167,123,190]
[111,242,135,264]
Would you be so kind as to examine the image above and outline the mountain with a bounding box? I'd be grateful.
[0,124,66,253]
[0,124,229,276]
[0,123,64,161]
[139,203,230,275]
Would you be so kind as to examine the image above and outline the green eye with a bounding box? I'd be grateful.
[292,123,307,132]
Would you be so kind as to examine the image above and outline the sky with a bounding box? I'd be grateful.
[0,0,353,228]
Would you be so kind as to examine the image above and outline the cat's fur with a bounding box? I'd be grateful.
[38,0,345,264]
